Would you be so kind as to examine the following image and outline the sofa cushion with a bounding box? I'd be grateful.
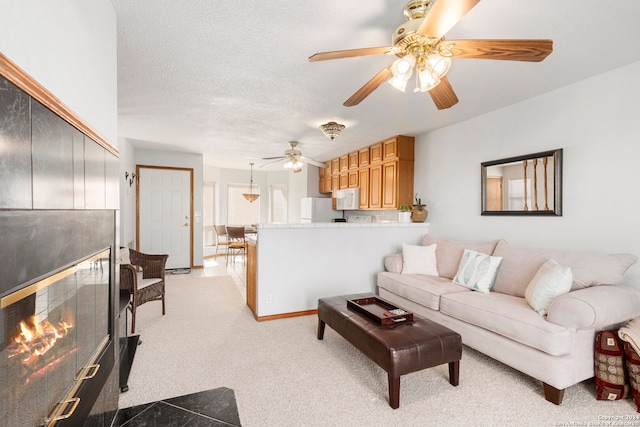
[492,240,638,297]
[384,253,403,274]
[525,259,573,316]
[440,291,572,356]
[452,249,503,293]
[402,243,438,276]
[377,272,469,311]
[422,235,501,280]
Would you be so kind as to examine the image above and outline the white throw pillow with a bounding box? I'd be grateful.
[453,249,503,293]
[402,243,439,276]
[525,259,573,316]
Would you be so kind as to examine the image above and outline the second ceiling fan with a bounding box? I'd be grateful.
[261,141,329,173]
[309,0,553,110]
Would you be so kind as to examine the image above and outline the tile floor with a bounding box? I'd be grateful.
[114,387,241,426]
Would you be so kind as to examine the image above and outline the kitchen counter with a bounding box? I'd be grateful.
[247,222,429,320]
[258,222,428,229]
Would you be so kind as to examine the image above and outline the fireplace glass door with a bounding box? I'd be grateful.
[0,248,110,427]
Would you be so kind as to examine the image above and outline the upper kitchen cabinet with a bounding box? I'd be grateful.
[358,147,370,167]
[331,158,340,175]
[348,151,359,169]
[318,165,332,194]
[383,135,414,161]
[319,135,414,209]
[339,155,349,172]
[370,142,383,164]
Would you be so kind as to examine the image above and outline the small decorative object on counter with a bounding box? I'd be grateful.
[398,205,411,223]
[411,193,428,222]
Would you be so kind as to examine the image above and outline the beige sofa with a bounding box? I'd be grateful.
[377,235,640,404]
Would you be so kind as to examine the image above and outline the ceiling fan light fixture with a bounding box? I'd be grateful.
[427,53,451,78]
[417,66,440,92]
[242,163,260,202]
[319,121,345,140]
[391,54,415,78]
[388,75,411,92]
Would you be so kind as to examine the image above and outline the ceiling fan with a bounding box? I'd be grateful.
[308,0,553,110]
[260,141,329,173]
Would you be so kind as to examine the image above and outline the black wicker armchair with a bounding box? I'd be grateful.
[119,248,169,333]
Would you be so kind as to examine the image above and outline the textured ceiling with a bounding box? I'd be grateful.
[111,0,640,170]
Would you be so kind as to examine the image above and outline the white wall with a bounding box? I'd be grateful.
[415,60,640,287]
[118,138,136,247]
[0,0,117,146]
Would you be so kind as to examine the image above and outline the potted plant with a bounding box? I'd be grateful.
[398,205,411,223]
[411,193,428,222]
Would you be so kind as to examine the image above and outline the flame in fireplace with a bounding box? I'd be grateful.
[8,314,74,365]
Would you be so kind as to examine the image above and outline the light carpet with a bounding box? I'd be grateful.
[119,276,640,426]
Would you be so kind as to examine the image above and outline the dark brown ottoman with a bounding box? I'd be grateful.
[317,293,462,409]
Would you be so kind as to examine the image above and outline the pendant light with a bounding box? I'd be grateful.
[243,163,259,202]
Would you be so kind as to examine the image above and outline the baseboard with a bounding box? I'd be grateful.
[256,309,318,322]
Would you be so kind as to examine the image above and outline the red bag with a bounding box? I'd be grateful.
[595,330,629,400]
[624,342,640,411]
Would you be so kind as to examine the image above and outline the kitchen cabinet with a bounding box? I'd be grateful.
[383,138,398,160]
[320,135,414,209]
[339,173,349,189]
[319,165,332,194]
[382,161,398,209]
[246,240,257,317]
[348,170,358,188]
[383,135,414,161]
[331,175,339,194]
[370,142,383,164]
[320,174,332,194]
[369,164,382,209]
[348,151,359,169]
[339,155,349,172]
[358,168,370,209]
[331,158,340,175]
[359,148,370,167]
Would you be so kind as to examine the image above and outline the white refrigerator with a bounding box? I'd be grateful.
[300,197,336,223]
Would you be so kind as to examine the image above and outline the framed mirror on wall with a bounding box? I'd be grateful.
[481,149,563,216]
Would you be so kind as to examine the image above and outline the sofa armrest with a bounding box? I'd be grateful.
[384,253,403,273]
[547,285,640,329]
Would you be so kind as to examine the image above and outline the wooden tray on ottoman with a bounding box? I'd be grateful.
[347,296,413,326]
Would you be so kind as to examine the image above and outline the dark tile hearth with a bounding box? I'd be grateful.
[114,387,241,426]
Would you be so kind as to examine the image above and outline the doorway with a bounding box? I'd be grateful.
[137,166,193,269]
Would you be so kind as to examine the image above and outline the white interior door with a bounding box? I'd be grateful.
[138,167,192,269]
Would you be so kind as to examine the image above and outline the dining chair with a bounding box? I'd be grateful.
[214,225,230,256]
[226,226,247,265]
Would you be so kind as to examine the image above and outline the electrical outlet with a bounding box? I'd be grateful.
[266,293,272,304]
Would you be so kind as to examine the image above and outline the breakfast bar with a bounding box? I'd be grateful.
[246,222,429,320]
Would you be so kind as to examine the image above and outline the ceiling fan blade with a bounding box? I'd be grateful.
[309,46,397,62]
[259,158,284,167]
[449,39,553,62]
[344,64,393,107]
[300,156,329,168]
[417,0,480,39]
[429,76,458,110]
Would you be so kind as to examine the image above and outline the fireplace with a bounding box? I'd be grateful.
[1,55,120,426]
[1,248,114,427]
